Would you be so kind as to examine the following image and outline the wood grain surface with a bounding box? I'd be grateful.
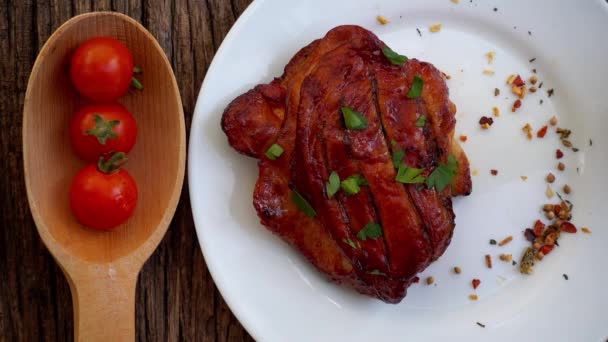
[0,1,254,341]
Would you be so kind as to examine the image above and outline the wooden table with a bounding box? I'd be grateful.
[0,1,254,341]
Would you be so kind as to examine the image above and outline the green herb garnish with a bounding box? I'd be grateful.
[395,164,425,184]
[340,174,367,195]
[356,222,383,240]
[392,149,405,168]
[326,171,340,198]
[291,190,316,217]
[381,46,408,65]
[343,238,359,249]
[415,115,426,127]
[264,143,284,160]
[341,107,368,130]
[425,155,458,191]
[407,76,424,98]
[390,139,397,147]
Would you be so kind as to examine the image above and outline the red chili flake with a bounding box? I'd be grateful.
[524,228,536,242]
[533,219,545,237]
[537,125,548,138]
[539,244,554,255]
[560,221,577,233]
[490,169,498,176]
[556,149,564,159]
[459,135,468,142]
[472,278,481,289]
[412,276,420,283]
[512,99,522,112]
[552,204,562,216]
[513,75,525,87]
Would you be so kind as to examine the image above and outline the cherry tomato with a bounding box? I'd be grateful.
[69,103,137,162]
[69,153,138,231]
[70,37,134,101]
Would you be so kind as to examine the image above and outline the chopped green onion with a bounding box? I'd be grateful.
[291,190,316,217]
[264,143,284,160]
[425,155,459,191]
[415,114,426,127]
[381,46,408,65]
[407,76,423,98]
[356,222,383,240]
[326,171,340,198]
[395,164,425,184]
[340,174,367,195]
[341,107,368,130]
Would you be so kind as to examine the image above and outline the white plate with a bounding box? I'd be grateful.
[188,1,608,340]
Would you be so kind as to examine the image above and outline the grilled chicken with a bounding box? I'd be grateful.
[221,25,471,303]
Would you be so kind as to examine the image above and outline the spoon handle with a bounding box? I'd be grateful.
[70,265,137,341]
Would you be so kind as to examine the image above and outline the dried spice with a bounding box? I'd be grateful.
[426,276,435,285]
[472,278,481,289]
[512,99,522,112]
[489,239,497,245]
[499,254,512,262]
[453,266,462,274]
[485,254,492,268]
[498,236,513,246]
[524,228,536,242]
[479,116,494,128]
[556,149,564,159]
[537,125,548,138]
[519,247,536,274]
[376,15,390,25]
[490,169,498,176]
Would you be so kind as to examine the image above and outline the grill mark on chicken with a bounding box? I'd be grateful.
[221,25,472,302]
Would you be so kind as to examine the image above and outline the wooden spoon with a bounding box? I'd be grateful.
[23,12,185,341]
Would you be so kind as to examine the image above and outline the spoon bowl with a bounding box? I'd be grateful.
[23,12,185,341]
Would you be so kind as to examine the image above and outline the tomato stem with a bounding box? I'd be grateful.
[97,152,128,174]
[85,113,119,145]
[131,77,143,90]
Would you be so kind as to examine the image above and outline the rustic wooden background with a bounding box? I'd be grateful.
[0,1,255,341]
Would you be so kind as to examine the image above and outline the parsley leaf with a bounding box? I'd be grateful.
[392,149,405,168]
[425,155,459,191]
[415,115,426,127]
[407,76,424,98]
[326,171,340,198]
[340,174,367,195]
[341,107,368,130]
[381,46,408,65]
[395,164,425,184]
[342,238,359,249]
[291,190,316,217]
[264,143,284,160]
[356,222,383,240]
